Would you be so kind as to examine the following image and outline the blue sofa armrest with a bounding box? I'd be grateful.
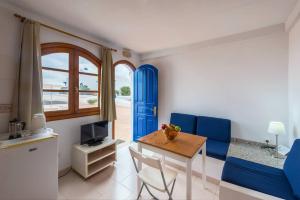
[204,140,230,161]
[284,139,300,199]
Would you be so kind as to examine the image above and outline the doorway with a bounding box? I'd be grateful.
[113,60,135,142]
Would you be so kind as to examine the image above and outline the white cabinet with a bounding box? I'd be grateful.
[0,134,58,200]
[72,139,116,178]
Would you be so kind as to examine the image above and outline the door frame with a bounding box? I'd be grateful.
[112,60,136,140]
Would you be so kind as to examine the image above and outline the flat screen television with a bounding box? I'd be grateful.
[81,121,108,146]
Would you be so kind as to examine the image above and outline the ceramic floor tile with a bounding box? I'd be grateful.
[122,171,217,200]
[170,172,216,200]
[115,159,136,175]
[59,175,103,200]
[117,154,132,164]
[117,146,132,155]
[127,185,161,200]
[59,144,219,200]
[127,192,152,200]
[89,164,133,183]
[119,171,138,192]
[119,172,163,200]
[98,180,132,200]
[116,146,136,171]
[193,176,219,195]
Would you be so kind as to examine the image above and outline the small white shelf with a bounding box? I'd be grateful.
[88,146,116,165]
[72,139,116,178]
[88,154,115,176]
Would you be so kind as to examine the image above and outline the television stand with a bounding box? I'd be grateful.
[87,139,104,146]
[72,139,116,178]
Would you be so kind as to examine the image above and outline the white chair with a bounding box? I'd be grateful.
[129,146,178,200]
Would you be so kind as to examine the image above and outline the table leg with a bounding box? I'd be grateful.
[137,143,142,192]
[202,141,207,188]
[162,155,166,168]
[186,159,192,200]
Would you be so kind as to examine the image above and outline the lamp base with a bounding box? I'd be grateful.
[272,154,285,159]
[272,154,282,159]
[261,144,276,149]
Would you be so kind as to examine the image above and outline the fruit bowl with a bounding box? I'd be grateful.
[161,124,181,141]
[163,129,178,140]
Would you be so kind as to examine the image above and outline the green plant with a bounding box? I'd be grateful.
[120,86,131,96]
[115,90,120,96]
[87,99,97,105]
[79,83,90,90]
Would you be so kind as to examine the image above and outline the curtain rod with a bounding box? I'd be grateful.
[14,14,117,52]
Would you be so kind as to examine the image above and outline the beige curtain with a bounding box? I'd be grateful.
[100,48,116,121]
[11,20,43,129]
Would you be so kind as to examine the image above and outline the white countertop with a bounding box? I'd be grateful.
[0,132,58,149]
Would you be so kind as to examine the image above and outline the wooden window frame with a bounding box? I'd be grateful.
[41,43,101,121]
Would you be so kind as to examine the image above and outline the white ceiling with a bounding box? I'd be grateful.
[4,0,298,53]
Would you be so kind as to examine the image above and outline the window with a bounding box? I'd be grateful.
[41,43,101,121]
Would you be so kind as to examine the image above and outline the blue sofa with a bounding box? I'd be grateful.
[170,113,197,134]
[221,139,300,200]
[196,116,231,160]
[170,113,231,160]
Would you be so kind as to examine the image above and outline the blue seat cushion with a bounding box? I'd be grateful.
[284,139,300,199]
[196,116,231,143]
[170,113,197,134]
[202,139,229,160]
[222,157,296,200]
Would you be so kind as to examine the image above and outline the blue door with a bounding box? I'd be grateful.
[133,64,158,141]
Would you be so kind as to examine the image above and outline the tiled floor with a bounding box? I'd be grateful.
[59,144,219,200]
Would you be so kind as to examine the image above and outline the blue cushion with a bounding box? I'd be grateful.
[222,157,296,200]
[170,113,197,134]
[196,116,231,143]
[203,139,229,160]
[284,139,300,199]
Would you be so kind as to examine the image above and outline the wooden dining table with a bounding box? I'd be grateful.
[137,130,207,200]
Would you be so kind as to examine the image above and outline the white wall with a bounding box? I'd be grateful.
[0,6,20,133]
[0,5,140,171]
[288,13,300,145]
[142,28,289,146]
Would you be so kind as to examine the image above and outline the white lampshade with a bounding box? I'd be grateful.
[31,113,46,133]
[268,121,285,135]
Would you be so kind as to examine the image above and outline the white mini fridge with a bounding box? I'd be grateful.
[0,134,58,200]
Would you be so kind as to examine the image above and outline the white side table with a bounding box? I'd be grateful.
[72,139,116,178]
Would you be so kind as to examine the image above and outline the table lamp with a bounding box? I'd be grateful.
[268,121,285,158]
